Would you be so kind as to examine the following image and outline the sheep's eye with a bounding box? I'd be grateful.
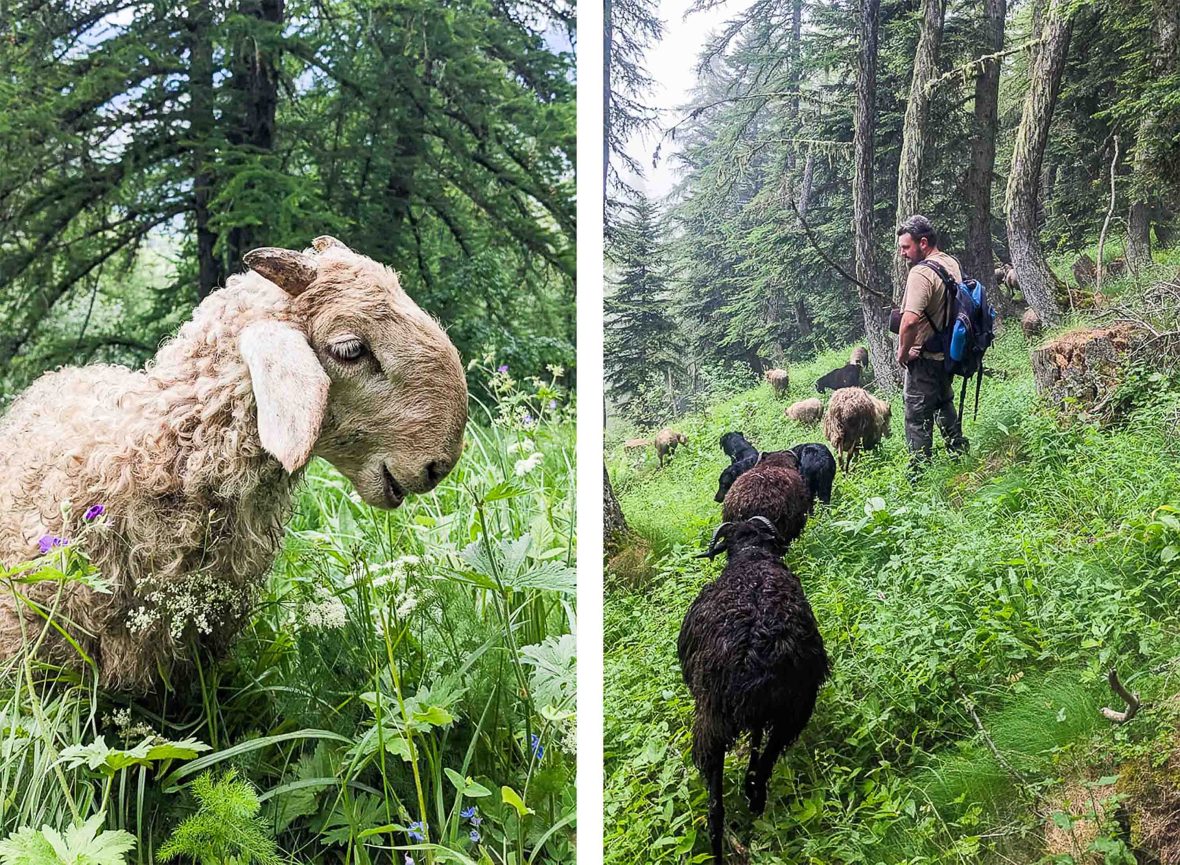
[329,339,367,362]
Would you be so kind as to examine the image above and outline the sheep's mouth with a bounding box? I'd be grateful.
[381,464,406,508]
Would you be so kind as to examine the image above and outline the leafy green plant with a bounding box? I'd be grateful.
[158,770,281,865]
[0,815,134,865]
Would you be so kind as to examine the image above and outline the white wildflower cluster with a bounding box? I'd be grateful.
[303,586,348,629]
[105,707,156,742]
[545,363,565,378]
[367,555,423,631]
[506,438,535,455]
[560,716,576,756]
[514,451,544,476]
[126,572,251,641]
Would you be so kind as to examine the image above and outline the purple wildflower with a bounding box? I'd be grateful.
[549,399,557,410]
[497,364,509,374]
[531,733,544,760]
[407,821,426,843]
[83,504,105,521]
[469,829,481,844]
[405,857,415,865]
[37,536,68,554]
[470,814,482,827]
[460,806,478,821]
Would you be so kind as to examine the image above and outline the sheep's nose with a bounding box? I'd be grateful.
[421,458,453,490]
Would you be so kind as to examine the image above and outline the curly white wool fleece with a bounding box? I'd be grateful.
[0,272,303,690]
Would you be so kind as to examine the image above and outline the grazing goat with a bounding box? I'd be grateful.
[655,428,687,467]
[822,387,891,473]
[785,397,823,425]
[850,347,869,368]
[713,432,759,504]
[789,443,837,507]
[679,517,829,864]
[721,450,811,551]
[815,363,863,393]
[764,368,790,399]
[1021,307,1043,340]
[0,237,468,690]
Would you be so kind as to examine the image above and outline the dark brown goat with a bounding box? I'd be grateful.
[721,450,811,551]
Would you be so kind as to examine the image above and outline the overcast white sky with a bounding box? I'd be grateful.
[622,0,754,201]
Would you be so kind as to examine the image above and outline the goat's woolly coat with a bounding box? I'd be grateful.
[721,451,811,550]
[822,386,891,470]
[0,247,466,690]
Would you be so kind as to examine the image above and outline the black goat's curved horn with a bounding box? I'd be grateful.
[696,522,733,559]
[747,516,784,543]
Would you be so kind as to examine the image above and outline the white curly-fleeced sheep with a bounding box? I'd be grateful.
[822,387,891,473]
[0,236,468,690]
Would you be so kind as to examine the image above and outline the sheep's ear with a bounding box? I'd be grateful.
[240,321,329,473]
[311,235,348,252]
[243,248,317,296]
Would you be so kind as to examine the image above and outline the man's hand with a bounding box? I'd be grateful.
[896,311,923,368]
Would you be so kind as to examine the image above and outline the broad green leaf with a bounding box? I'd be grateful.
[501,785,534,817]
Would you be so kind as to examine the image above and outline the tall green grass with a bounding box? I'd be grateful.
[0,364,575,865]
[605,280,1180,863]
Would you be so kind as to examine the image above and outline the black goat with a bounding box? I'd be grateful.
[789,443,837,507]
[680,517,829,863]
[815,363,862,393]
[714,432,760,503]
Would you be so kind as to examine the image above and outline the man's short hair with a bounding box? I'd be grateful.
[897,214,937,246]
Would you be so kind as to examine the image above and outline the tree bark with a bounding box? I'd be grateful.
[604,463,629,555]
[1004,0,1072,325]
[224,0,282,270]
[188,0,221,299]
[853,0,899,391]
[892,0,945,297]
[962,0,1007,297]
[1125,0,1178,271]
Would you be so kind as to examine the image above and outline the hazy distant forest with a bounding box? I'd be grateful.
[604,0,1179,424]
[0,0,576,403]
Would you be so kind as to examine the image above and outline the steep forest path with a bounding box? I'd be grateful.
[605,312,1180,862]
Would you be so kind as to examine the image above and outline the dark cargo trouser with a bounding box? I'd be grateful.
[903,357,968,461]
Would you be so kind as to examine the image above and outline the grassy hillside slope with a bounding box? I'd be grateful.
[605,308,1180,863]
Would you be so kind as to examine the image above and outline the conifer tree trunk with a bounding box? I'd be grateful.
[225,0,282,269]
[1004,0,1072,325]
[853,0,899,391]
[1125,1,1178,271]
[188,0,221,300]
[962,0,1006,297]
[892,0,945,296]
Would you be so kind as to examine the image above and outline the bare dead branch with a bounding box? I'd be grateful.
[1097,135,1119,295]
[1100,668,1140,723]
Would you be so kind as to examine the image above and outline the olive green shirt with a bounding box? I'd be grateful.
[901,251,961,360]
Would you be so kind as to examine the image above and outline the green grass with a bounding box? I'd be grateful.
[0,367,575,865]
[605,283,1180,863]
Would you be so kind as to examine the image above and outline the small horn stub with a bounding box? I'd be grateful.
[311,235,348,252]
[243,248,318,296]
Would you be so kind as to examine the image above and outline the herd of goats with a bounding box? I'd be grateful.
[623,347,896,863]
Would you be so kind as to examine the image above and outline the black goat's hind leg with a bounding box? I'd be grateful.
[743,727,763,811]
[749,724,798,817]
[702,749,726,863]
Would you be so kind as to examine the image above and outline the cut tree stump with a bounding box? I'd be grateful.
[1031,325,1147,414]
[1072,253,1097,288]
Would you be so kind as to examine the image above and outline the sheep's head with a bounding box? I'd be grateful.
[240,237,467,508]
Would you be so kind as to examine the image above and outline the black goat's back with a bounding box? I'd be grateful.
[714,451,759,503]
[815,364,863,393]
[678,553,829,741]
[790,443,837,506]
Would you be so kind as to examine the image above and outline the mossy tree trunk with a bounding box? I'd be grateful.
[892,0,945,297]
[604,464,629,555]
[853,0,899,392]
[1004,0,1072,326]
[962,0,1007,299]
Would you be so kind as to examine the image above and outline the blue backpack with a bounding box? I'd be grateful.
[917,259,997,420]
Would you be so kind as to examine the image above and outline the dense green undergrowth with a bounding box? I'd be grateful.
[605,264,1180,863]
[0,363,576,865]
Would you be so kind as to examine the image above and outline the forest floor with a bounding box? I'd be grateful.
[605,253,1180,864]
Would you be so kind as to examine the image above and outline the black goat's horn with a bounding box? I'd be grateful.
[696,522,733,558]
[747,516,784,543]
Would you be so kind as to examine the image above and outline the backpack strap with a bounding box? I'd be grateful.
[915,259,957,334]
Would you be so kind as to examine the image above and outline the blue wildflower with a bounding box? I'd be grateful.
[531,733,544,760]
[83,504,105,521]
[407,821,426,842]
[469,829,481,844]
[37,535,68,554]
[460,806,477,821]
[471,814,482,827]
[548,399,557,409]
[405,857,415,865]
[497,364,509,374]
